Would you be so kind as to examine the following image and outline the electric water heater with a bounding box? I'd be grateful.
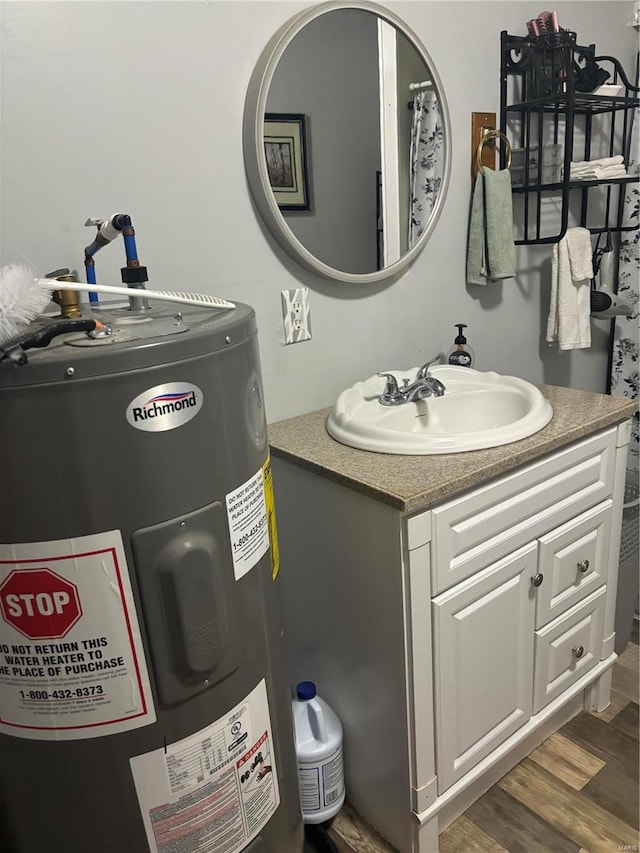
[0,301,304,853]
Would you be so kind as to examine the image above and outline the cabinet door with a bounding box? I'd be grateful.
[432,543,537,792]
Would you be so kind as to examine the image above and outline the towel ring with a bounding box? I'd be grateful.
[476,130,512,172]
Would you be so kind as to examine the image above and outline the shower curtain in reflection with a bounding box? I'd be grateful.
[408,89,444,248]
[610,102,639,476]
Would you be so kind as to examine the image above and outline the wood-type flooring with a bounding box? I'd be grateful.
[316,623,640,853]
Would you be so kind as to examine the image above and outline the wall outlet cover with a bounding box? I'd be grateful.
[281,288,312,345]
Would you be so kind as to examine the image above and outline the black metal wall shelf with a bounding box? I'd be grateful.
[504,93,639,114]
[511,176,639,193]
[499,30,639,245]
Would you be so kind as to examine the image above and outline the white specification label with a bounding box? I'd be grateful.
[0,531,155,740]
[225,468,269,580]
[299,744,344,812]
[131,679,279,853]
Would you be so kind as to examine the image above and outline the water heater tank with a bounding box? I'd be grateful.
[0,301,304,853]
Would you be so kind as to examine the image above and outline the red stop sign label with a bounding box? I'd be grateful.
[0,568,82,640]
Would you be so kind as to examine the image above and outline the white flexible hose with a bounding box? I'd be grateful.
[36,279,235,310]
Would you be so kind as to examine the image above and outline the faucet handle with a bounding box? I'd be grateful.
[377,372,400,396]
[416,353,444,380]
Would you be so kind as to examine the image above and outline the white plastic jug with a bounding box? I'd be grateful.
[292,681,345,824]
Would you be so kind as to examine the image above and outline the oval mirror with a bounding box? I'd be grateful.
[243,0,451,284]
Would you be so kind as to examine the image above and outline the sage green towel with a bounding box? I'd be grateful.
[466,167,516,285]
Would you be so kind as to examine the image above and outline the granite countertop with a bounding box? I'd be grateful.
[268,385,637,514]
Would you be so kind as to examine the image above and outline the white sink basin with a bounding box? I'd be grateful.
[326,366,553,455]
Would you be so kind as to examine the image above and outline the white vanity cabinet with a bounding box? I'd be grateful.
[431,502,612,793]
[271,415,632,853]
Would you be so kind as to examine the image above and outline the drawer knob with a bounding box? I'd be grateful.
[532,573,544,588]
[577,559,590,573]
[572,645,585,659]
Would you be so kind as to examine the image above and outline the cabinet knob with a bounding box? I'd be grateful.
[577,559,590,573]
[532,573,544,588]
[572,645,585,659]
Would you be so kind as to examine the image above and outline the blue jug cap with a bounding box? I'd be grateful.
[296,681,316,700]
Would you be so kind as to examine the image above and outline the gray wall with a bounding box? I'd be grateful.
[1,1,636,423]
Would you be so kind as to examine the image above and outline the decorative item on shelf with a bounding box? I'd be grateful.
[574,57,611,93]
[528,28,576,49]
[526,9,561,40]
[526,30,578,99]
[510,144,562,187]
[518,12,584,99]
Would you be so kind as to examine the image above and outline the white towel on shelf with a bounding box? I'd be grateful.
[570,164,628,181]
[600,165,628,177]
[570,155,624,172]
[546,227,593,350]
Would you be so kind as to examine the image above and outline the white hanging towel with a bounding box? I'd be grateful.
[546,227,593,350]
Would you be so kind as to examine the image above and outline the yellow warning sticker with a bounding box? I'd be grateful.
[262,455,280,580]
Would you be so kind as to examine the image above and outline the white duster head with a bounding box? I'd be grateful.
[0,263,51,346]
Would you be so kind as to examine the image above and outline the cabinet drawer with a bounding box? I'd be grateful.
[533,587,606,714]
[536,500,612,628]
[431,429,615,594]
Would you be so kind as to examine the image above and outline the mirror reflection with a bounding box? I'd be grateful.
[263,8,447,276]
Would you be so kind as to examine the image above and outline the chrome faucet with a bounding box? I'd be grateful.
[377,355,446,407]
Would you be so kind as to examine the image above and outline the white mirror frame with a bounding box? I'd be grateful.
[243,0,452,284]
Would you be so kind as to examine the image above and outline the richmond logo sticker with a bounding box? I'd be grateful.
[126,383,203,432]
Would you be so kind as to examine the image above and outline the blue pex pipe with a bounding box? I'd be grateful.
[123,232,138,263]
[84,258,99,304]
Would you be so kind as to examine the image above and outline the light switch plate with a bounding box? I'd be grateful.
[281,288,312,344]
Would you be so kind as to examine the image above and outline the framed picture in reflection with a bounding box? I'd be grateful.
[264,113,310,211]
